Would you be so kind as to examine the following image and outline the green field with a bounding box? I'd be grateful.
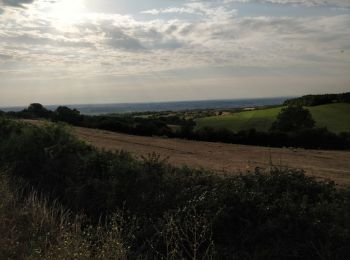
[196,103,350,133]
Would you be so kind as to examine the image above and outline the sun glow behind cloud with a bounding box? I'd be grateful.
[46,0,87,24]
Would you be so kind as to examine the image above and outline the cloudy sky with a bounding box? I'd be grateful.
[0,0,349,106]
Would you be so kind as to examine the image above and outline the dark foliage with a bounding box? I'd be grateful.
[189,127,350,150]
[0,118,350,259]
[53,106,83,125]
[5,103,54,119]
[80,115,173,137]
[270,105,315,132]
[26,103,53,118]
[284,92,350,106]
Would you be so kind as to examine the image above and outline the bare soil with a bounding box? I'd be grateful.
[24,120,350,186]
[74,127,350,186]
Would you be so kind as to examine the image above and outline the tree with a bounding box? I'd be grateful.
[270,105,315,132]
[27,103,52,118]
[54,106,82,124]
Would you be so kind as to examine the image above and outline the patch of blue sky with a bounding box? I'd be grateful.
[232,2,350,17]
[85,0,188,15]
[84,0,350,22]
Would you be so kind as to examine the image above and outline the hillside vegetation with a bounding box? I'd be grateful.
[1,117,350,259]
[284,92,350,106]
[196,103,350,133]
[4,103,350,150]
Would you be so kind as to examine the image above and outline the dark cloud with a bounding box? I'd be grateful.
[0,53,12,59]
[134,27,185,50]
[0,34,95,49]
[105,30,146,51]
[151,38,184,50]
[0,0,35,7]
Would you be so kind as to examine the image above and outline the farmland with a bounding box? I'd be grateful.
[196,103,350,133]
[25,120,350,186]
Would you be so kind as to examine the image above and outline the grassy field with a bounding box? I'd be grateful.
[196,103,350,133]
[310,103,350,133]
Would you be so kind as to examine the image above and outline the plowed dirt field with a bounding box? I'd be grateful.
[74,126,350,186]
[24,120,350,185]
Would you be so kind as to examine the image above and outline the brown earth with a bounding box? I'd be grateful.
[24,120,350,186]
[75,126,350,185]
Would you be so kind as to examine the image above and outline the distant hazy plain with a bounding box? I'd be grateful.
[0,97,290,115]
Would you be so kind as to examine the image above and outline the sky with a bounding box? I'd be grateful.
[0,0,349,106]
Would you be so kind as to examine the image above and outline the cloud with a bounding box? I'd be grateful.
[0,53,12,59]
[0,0,349,82]
[142,2,238,21]
[1,33,95,49]
[0,0,349,105]
[105,29,146,51]
[0,0,35,7]
[141,7,199,15]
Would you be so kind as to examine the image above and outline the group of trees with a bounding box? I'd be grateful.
[6,103,83,125]
[284,92,350,106]
[6,103,177,137]
[1,118,349,259]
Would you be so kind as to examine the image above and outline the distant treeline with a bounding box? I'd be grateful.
[1,118,349,259]
[4,103,180,137]
[3,102,350,150]
[284,92,350,106]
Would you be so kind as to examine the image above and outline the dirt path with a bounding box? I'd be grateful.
[71,126,350,186]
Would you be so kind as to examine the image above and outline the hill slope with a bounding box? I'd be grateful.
[196,103,350,133]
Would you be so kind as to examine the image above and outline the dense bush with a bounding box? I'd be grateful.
[1,118,350,259]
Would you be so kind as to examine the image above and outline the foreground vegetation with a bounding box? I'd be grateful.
[0,173,128,259]
[1,116,350,259]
